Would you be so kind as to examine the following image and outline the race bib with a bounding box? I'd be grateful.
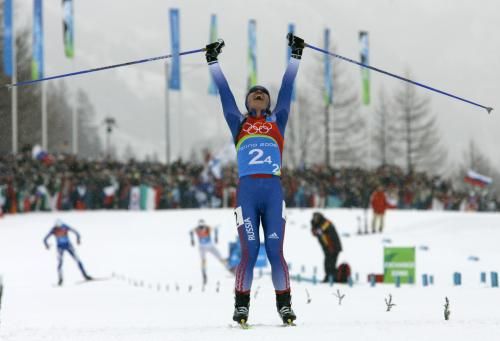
[236,135,282,177]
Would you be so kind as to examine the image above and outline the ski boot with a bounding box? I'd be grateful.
[232,292,250,328]
[276,292,296,326]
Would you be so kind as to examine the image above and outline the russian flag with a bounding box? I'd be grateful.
[32,145,54,165]
[464,170,492,188]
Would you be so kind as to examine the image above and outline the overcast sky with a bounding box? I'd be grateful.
[15,0,500,170]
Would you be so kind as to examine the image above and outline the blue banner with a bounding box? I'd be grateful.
[169,8,181,90]
[287,23,296,102]
[32,0,44,80]
[62,0,74,58]
[208,14,218,95]
[324,28,333,106]
[3,0,13,76]
[247,19,257,89]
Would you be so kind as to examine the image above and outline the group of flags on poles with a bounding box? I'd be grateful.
[1,3,372,106]
[164,10,370,104]
[2,0,75,80]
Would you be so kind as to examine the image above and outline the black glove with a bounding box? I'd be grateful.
[205,39,225,64]
[287,33,305,59]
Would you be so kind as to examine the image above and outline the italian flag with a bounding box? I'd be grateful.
[139,185,157,210]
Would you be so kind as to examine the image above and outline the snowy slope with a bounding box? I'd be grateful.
[0,209,499,340]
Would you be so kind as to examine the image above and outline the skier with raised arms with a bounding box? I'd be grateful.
[205,33,304,326]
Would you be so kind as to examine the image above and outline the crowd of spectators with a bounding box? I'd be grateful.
[0,149,498,216]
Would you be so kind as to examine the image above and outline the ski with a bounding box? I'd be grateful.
[238,319,250,329]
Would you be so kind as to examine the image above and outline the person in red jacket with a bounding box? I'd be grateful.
[370,185,392,233]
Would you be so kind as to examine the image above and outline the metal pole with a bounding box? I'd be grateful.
[11,14,17,154]
[41,81,47,150]
[366,107,371,169]
[331,105,334,166]
[72,60,78,155]
[8,48,206,88]
[72,97,78,154]
[325,104,330,166]
[106,127,110,159]
[165,61,171,165]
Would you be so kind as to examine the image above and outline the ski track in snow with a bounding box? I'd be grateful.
[0,209,499,340]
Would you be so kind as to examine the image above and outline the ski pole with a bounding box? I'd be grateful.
[304,43,493,114]
[6,47,206,88]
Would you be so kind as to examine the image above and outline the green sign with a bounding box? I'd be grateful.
[383,247,415,284]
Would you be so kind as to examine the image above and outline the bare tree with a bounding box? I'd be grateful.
[279,78,322,167]
[393,74,446,173]
[0,8,101,158]
[284,42,365,167]
[312,42,367,168]
[47,82,72,153]
[372,88,400,166]
[331,64,365,167]
[77,90,102,159]
[122,143,136,162]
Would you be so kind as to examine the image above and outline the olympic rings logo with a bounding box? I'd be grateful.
[241,122,273,134]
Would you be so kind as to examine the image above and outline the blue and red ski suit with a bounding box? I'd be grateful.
[210,57,300,294]
[43,223,91,282]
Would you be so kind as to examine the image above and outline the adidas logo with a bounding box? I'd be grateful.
[268,232,279,240]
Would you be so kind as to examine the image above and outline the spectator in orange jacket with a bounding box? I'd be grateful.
[370,185,392,233]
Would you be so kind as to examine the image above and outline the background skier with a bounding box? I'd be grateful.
[43,219,93,286]
[190,219,227,285]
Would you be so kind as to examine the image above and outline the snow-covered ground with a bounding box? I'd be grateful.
[0,208,499,340]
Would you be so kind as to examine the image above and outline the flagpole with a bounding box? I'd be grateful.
[325,103,330,166]
[41,81,47,150]
[72,59,78,155]
[11,10,17,154]
[165,61,171,165]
